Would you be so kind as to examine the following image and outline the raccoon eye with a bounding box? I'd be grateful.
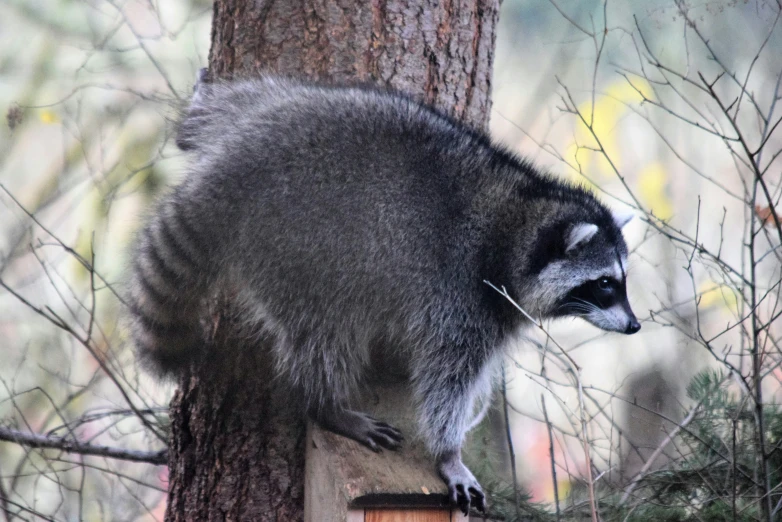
[596,278,613,291]
[585,278,618,308]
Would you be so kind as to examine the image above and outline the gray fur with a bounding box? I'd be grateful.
[128,73,639,514]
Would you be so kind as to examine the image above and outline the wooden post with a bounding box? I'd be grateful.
[304,383,468,522]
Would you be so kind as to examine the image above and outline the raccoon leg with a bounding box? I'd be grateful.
[414,356,487,515]
[282,331,404,451]
[313,406,404,452]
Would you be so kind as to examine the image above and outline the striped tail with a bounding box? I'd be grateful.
[175,69,210,152]
[128,198,211,377]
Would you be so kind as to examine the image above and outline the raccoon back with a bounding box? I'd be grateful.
[132,76,593,378]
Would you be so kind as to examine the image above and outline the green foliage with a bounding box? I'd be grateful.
[621,504,689,522]
[610,369,782,520]
[481,478,553,522]
[479,370,782,520]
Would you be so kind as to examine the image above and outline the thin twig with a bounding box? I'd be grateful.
[485,281,598,522]
[502,365,522,521]
[0,426,167,465]
[541,393,561,522]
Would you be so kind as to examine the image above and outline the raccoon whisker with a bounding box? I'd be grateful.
[556,300,588,310]
[556,303,593,316]
[571,297,600,313]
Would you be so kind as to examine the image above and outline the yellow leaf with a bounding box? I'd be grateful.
[571,78,653,180]
[39,110,59,124]
[638,163,673,221]
[698,282,738,314]
[575,96,621,178]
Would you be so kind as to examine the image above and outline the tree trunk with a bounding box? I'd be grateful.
[165,1,499,520]
[207,0,498,129]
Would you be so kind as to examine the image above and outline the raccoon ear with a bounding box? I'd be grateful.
[613,210,634,229]
[566,223,599,253]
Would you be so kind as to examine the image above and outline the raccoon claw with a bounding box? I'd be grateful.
[439,454,486,515]
[366,416,404,451]
[317,410,403,452]
[470,486,486,513]
[448,483,485,515]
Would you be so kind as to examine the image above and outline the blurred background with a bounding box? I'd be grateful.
[1,0,781,519]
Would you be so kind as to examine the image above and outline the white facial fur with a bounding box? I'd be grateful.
[525,260,612,313]
[583,302,633,332]
[524,251,630,323]
[577,255,634,332]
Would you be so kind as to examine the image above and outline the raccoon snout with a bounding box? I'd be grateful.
[624,319,641,335]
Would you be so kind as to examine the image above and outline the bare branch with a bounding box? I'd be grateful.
[0,427,167,465]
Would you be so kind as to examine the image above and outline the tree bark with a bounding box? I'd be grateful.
[207,0,498,129]
[166,329,306,521]
[165,1,499,520]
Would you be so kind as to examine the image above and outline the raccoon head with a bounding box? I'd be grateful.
[525,210,641,335]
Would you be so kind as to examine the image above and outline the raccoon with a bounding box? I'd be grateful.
[128,71,640,514]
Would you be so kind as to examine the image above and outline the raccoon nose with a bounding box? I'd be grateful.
[624,319,641,335]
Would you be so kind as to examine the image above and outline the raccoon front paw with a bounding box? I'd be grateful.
[317,410,404,452]
[438,454,486,515]
[360,415,405,452]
